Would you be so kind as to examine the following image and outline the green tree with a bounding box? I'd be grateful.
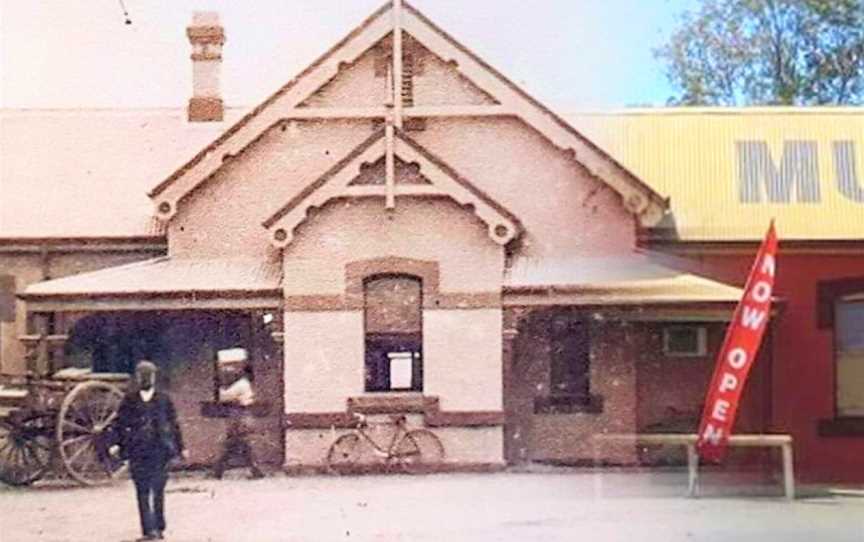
[656,0,864,105]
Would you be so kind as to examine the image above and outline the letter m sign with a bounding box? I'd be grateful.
[737,141,821,203]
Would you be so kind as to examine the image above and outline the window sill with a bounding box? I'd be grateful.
[534,394,603,415]
[818,417,864,437]
[347,393,432,414]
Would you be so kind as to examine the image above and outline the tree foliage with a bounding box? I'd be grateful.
[656,0,864,105]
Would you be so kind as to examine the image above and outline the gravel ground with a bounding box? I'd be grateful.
[1,469,863,542]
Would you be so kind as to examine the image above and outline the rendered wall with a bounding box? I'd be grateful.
[168,120,373,259]
[282,198,503,295]
[413,117,636,258]
[424,309,502,412]
[281,198,506,467]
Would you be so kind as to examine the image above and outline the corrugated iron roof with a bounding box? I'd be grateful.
[566,108,864,241]
[505,254,744,304]
[0,108,245,239]
[22,257,281,296]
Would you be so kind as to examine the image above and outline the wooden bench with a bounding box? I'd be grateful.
[592,433,795,499]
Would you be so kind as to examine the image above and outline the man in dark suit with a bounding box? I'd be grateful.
[112,360,186,541]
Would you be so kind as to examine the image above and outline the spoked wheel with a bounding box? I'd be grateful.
[57,381,126,486]
[0,414,53,486]
[392,429,445,474]
[326,434,362,474]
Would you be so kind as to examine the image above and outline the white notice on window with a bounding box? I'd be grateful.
[389,352,413,390]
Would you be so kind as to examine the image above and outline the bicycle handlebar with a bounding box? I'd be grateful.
[350,412,407,426]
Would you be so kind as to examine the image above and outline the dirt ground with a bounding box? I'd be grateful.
[1,469,863,542]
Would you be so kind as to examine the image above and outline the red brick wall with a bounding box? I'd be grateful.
[632,321,772,466]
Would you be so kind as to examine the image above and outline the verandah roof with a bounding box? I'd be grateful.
[20,257,282,312]
[20,253,745,314]
[504,254,745,307]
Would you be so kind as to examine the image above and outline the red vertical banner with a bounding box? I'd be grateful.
[697,221,778,461]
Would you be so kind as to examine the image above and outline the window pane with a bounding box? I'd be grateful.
[663,326,707,356]
[837,352,864,416]
[549,318,590,398]
[668,328,697,352]
[388,352,414,390]
[837,300,864,351]
[364,276,422,335]
[837,299,864,415]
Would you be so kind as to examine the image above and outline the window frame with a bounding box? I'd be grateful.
[818,286,864,436]
[534,313,601,415]
[833,294,864,417]
[0,274,15,323]
[363,273,424,393]
[662,325,708,358]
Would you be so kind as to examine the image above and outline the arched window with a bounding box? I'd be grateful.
[364,275,423,392]
[836,294,864,416]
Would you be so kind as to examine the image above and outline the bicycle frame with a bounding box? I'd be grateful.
[351,415,410,460]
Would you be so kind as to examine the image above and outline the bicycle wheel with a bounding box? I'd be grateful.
[326,434,362,474]
[393,429,445,473]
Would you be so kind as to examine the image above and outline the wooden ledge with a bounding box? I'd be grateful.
[347,394,432,414]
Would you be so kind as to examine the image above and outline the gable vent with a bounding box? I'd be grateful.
[401,53,415,107]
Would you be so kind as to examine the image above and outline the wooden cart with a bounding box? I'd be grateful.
[0,368,129,486]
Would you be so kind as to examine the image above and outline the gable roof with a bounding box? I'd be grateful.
[262,127,523,248]
[0,108,245,239]
[147,1,667,227]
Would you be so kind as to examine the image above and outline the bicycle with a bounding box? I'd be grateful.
[326,412,445,474]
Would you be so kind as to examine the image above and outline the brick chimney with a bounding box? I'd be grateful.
[186,12,225,122]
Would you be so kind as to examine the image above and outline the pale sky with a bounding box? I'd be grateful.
[0,0,697,111]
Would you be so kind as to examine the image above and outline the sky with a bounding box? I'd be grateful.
[0,0,698,111]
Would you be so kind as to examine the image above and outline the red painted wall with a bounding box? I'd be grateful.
[673,250,864,483]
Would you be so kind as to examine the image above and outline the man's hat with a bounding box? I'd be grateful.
[135,360,158,375]
[217,348,248,365]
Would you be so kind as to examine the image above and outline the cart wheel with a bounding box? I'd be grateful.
[0,415,53,486]
[57,381,126,486]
